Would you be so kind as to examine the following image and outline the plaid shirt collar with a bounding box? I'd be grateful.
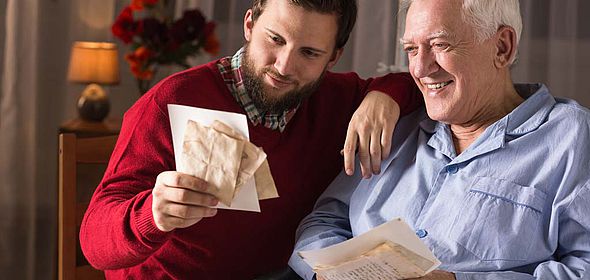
[216,48,298,132]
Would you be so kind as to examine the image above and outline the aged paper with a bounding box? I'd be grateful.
[181,120,245,206]
[209,120,277,199]
[168,104,260,212]
[299,218,440,279]
[254,159,279,200]
[210,121,268,192]
[315,242,436,280]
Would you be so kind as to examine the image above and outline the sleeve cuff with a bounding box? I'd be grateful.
[134,193,170,243]
[365,72,421,116]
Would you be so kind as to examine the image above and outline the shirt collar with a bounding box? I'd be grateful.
[216,47,298,132]
[419,83,555,161]
[504,84,555,136]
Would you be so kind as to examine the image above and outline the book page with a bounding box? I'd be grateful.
[299,218,440,278]
[315,242,436,280]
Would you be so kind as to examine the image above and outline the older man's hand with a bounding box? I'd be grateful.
[318,270,454,280]
[408,270,456,280]
[343,91,400,179]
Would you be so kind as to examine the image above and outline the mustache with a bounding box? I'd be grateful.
[262,68,294,83]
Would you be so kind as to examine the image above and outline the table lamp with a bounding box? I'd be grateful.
[67,41,120,122]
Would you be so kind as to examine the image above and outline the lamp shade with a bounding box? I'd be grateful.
[67,41,120,85]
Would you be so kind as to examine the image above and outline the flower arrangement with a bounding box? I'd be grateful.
[112,0,220,94]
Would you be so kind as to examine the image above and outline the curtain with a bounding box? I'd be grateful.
[1,0,42,278]
[0,0,115,278]
[515,0,590,106]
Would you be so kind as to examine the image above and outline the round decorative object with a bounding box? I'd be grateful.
[77,83,110,122]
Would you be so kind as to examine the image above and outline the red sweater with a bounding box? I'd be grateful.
[80,60,419,279]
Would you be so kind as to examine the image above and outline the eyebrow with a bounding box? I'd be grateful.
[264,27,329,54]
[400,30,456,45]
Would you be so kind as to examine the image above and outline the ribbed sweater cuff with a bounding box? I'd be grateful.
[135,194,169,243]
[367,72,421,116]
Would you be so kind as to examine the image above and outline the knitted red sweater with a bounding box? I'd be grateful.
[80,60,419,279]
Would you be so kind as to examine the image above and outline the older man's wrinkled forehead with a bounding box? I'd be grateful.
[402,0,474,44]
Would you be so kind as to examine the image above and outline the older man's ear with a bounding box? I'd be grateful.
[494,25,518,68]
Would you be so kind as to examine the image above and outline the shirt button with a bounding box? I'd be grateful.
[447,165,459,174]
[415,229,428,238]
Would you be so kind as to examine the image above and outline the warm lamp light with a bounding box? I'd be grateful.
[67,41,119,122]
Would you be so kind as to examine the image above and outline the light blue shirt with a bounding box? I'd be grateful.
[289,84,590,280]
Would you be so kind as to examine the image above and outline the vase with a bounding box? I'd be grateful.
[137,79,154,96]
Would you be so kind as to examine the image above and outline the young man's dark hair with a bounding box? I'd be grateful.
[251,0,357,49]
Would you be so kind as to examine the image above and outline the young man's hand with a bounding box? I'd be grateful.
[151,171,219,232]
[343,91,400,179]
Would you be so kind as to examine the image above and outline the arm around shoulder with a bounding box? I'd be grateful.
[342,72,422,179]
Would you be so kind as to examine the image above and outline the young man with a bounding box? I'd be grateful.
[80,0,420,279]
[290,0,590,279]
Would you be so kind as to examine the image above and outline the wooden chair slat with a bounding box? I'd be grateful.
[58,133,116,280]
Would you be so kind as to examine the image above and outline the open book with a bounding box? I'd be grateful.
[298,218,440,280]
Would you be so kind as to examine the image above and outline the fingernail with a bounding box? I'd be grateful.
[210,198,218,206]
[340,149,344,156]
[346,169,352,175]
[209,208,218,215]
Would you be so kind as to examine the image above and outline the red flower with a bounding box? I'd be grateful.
[169,10,206,44]
[139,18,168,48]
[112,3,219,94]
[131,0,159,11]
[204,33,220,56]
[125,47,155,80]
[202,22,216,40]
[130,65,154,80]
[112,7,138,44]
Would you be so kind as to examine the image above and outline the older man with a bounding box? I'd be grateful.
[289,0,590,279]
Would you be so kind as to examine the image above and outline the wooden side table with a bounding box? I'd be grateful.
[59,118,121,137]
[58,117,122,205]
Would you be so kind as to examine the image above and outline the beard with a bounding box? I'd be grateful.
[241,45,325,114]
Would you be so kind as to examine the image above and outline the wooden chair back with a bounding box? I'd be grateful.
[58,133,117,280]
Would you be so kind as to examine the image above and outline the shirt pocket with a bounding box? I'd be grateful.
[449,176,546,261]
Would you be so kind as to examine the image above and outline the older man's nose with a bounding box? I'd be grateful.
[412,49,438,78]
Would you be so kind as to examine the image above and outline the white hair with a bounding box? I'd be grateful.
[400,0,522,62]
